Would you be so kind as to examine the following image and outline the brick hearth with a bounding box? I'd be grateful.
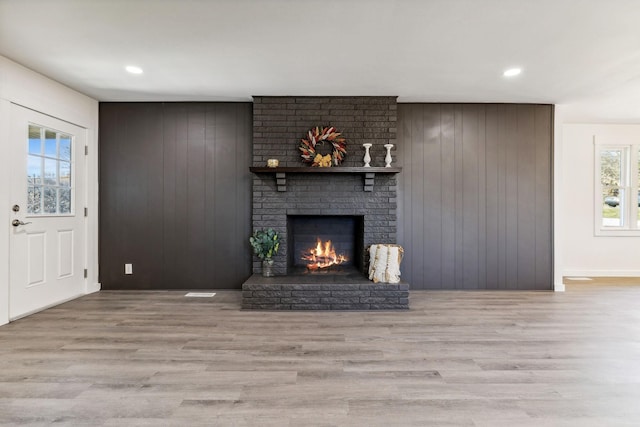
[242,274,409,310]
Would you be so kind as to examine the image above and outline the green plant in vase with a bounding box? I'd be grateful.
[249,228,280,277]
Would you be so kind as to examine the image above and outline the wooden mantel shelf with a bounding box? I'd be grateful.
[249,166,401,192]
[250,167,401,174]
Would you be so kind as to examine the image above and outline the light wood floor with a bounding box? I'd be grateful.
[1,283,640,426]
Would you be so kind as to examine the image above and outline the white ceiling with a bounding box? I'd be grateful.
[2,0,640,121]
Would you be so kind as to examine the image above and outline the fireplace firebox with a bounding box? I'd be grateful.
[287,215,364,275]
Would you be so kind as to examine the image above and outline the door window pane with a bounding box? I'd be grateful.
[59,161,71,187]
[59,135,71,161]
[44,130,57,157]
[59,188,71,214]
[26,124,73,215]
[43,187,57,214]
[44,158,58,185]
[28,125,42,154]
[28,186,42,214]
[28,155,42,185]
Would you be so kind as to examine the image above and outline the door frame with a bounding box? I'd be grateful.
[8,105,89,320]
[0,57,100,326]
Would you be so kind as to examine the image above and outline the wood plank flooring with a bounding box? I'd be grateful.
[1,283,640,426]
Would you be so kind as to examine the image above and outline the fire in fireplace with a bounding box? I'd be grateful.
[287,215,364,275]
[302,238,348,271]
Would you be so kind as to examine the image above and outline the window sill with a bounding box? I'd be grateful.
[595,228,640,237]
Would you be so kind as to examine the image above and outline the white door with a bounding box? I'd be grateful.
[9,105,86,320]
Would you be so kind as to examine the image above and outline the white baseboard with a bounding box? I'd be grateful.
[563,270,640,277]
[10,292,86,321]
[7,283,101,324]
[86,282,101,294]
[554,282,566,292]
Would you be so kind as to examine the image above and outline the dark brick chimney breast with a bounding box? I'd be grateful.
[251,96,398,276]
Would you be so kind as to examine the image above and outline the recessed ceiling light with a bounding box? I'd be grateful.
[503,68,522,77]
[125,65,143,74]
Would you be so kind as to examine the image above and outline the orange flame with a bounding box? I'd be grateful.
[302,238,348,271]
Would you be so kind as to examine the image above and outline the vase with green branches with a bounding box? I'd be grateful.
[249,228,280,277]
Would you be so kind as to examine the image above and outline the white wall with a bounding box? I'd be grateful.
[553,106,566,291]
[559,122,640,277]
[0,56,99,326]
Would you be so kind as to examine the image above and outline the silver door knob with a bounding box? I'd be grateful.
[12,219,32,227]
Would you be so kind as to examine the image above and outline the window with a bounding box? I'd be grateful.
[27,124,73,215]
[595,142,640,236]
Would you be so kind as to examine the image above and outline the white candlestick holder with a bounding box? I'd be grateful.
[362,143,372,167]
[384,144,394,167]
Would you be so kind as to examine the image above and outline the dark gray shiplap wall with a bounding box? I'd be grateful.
[397,104,553,290]
[99,101,552,290]
[99,103,252,289]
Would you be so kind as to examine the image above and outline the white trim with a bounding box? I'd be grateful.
[593,229,640,237]
[0,56,96,128]
[553,106,565,292]
[86,282,101,294]
[84,102,100,295]
[0,99,10,325]
[563,269,640,277]
[9,292,87,322]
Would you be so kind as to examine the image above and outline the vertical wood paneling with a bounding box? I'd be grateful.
[204,105,218,285]
[410,105,425,287]
[142,105,164,287]
[186,107,206,286]
[504,105,519,288]
[535,105,553,289]
[454,106,464,289]
[171,105,191,286]
[462,105,480,289]
[235,104,253,282]
[477,107,487,289]
[99,102,252,290]
[213,105,240,286]
[97,106,119,287]
[398,105,413,286]
[517,105,537,289]
[423,105,442,288]
[497,105,507,289]
[398,104,552,290]
[485,106,499,289]
[440,106,456,289]
[162,104,179,287]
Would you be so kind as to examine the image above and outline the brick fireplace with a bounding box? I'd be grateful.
[242,96,409,310]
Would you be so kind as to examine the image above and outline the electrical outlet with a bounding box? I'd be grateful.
[125,263,133,275]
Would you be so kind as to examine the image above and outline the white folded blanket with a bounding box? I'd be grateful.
[368,244,404,283]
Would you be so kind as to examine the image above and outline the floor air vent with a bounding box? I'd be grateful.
[184,292,216,297]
